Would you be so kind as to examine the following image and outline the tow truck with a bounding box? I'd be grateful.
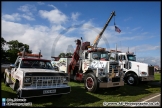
[109,48,154,86]
[53,11,125,93]
[4,48,71,98]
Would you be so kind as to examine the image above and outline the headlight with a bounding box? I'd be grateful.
[141,72,147,75]
[24,77,31,83]
[99,69,105,76]
[60,77,69,83]
[64,77,69,81]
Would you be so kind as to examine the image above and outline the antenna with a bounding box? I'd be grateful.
[115,43,117,61]
[22,46,25,58]
[39,50,41,58]
[120,41,122,52]
[128,47,129,53]
[115,44,117,52]
[81,37,83,41]
[79,37,83,56]
[16,42,19,50]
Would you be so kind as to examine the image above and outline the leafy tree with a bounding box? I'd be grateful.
[110,57,115,60]
[58,52,73,58]
[58,53,66,58]
[66,52,72,57]
[6,40,32,63]
[1,37,6,47]
[1,37,7,63]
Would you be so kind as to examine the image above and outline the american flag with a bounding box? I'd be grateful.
[115,26,121,33]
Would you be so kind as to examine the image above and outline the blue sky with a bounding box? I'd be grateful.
[2,1,161,66]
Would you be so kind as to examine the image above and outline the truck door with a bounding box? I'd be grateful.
[82,52,91,71]
[119,55,129,70]
[11,60,20,83]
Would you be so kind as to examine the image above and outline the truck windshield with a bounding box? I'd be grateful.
[127,55,136,61]
[20,60,53,69]
[92,52,109,60]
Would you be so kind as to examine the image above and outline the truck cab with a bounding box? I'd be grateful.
[55,48,125,93]
[117,52,154,85]
[53,11,125,93]
[4,52,71,98]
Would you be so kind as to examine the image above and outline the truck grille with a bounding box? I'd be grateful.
[31,76,66,88]
[109,64,119,73]
[148,66,154,75]
[112,77,120,82]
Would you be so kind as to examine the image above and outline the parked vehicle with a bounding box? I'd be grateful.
[110,49,154,86]
[4,48,71,98]
[53,11,125,93]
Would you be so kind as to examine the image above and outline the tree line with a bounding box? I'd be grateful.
[1,37,73,64]
[1,37,32,64]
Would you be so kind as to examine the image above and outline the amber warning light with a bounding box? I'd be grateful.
[18,52,43,58]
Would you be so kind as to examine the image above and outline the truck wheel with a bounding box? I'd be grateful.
[84,73,98,93]
[17,90,21,99]
[4,74,9,86]
[126,73,139,86]
[14,81,19,91]
[14,81,21,98]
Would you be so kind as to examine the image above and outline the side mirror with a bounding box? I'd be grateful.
[10,64,15,68]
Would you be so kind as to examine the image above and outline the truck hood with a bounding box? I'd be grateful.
[20,68,59,73]
[129,61,150,76]
[90,61,108,69]
[130,61,149,67]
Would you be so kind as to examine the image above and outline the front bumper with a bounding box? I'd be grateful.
[19,86,71,98]
[99,80,124,88]
[140,76,154,81]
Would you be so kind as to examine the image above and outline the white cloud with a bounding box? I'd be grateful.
[1,19,78,59]
[71,12,80,21]
[2,17,160,66]
[37,2,45,5]
[22,14,35,21]
[124,17,132,22]
[2,5,160,66]
[141,32,148,35]
[2,13,21,21]
[132,27,141,31]
[2,13,35,21]
[17,4,36,20]
[48,4,57,9]
[114,44,160,53]
[132,45,160,52]
[126,27,130,30]
[2,20,29,36]
[18,4,37,13]
[39,9,68,24]
[64,3,68,7]
[137,57,160,67]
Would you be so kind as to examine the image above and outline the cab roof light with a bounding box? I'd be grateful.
[17,52,43,58]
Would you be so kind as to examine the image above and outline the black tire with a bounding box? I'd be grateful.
[4,74,9,86]
[14,81,21,98]
[14,81,19,91]
[84,73,98,93]
[126,73,139,86]
[17,89,21,99]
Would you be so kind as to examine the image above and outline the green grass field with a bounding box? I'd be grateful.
[1,73,161,107]
[154,72,161,81]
